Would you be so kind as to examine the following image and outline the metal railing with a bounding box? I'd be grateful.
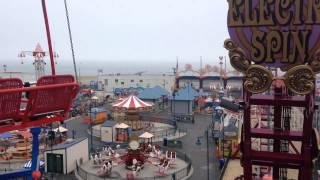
[76,147,192,180]
[218,150,232,180]
[90,123,186,143]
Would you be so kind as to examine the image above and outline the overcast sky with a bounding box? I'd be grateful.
[0,0,230,74]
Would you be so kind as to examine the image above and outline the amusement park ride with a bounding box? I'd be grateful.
[18,43,59,80]
[225,0,320,179]
[0,0,79,179]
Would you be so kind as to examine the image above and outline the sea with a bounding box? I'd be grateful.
[0,59,178,82]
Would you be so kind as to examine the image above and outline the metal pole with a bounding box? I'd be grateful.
[206,129,209,180]
[41,0,56,75]
[90,102,93,152]
[222,114,224,159]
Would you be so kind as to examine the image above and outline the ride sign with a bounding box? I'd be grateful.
[225,0,320,94]
[227,0,320,67]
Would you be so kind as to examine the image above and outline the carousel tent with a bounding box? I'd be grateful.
[113,95,153,131]
[113,95,153,110]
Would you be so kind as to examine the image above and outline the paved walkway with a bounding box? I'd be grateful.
[172,113,219,180]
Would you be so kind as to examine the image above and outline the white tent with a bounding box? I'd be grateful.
[139,132,154,139]
[115,123,129,129]
[53,126,68,133]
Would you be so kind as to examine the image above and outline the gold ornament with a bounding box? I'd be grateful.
[244,65,273,94]
[224,39,250,73]
[284,65,315,95]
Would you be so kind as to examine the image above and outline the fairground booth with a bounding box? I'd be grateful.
[170,84,199,115]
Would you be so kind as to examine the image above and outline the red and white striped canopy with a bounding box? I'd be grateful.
[112,95,153,111]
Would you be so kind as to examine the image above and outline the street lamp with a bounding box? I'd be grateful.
[196,129,210,180]
[172,90,176,121]
[219,56,224,89]
[90,95,98,152]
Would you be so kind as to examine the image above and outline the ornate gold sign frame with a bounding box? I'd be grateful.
[224,39,316,95]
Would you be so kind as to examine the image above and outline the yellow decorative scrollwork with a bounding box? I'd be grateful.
[224,39,250,73]
[284,65,315,95]
[244,65,273,94]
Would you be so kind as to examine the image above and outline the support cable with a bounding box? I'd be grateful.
[64,0,78,82]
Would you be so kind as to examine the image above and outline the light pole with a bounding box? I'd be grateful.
[90,95,98,152]
[173,91,176,121]
[219,56,224,90]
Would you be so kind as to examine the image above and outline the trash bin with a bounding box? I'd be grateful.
[219,158,225,169]
[163,138,168,146]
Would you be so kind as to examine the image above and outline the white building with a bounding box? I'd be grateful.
[100,73,175,93]
[44,138,89,174]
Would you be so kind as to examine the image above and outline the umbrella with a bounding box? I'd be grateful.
[115,123,129,129]
[53,126,68,133]
[215,106,224,110]
[139,132,154,139]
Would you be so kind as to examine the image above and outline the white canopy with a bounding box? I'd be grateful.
[139,132,154,139]
[115,123,129,129]
[53,126,68,133]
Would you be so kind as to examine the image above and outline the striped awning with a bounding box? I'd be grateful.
[112,95,153,110]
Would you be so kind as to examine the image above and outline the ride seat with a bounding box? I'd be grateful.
[0,78,23,123]
[25,75,78,120]
[0,75,79,133]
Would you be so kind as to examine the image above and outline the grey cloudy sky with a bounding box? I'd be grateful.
[0,0,230,74]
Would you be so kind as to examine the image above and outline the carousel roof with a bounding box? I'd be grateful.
[113,95,153,110]
[139,132,154,139]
